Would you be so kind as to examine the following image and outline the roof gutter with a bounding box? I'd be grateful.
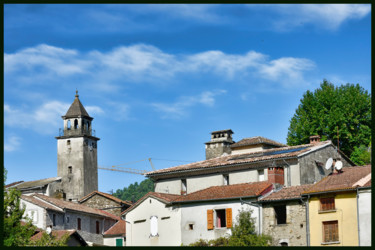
[146,157,296,178]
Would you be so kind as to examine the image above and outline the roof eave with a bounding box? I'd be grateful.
[170,195,259,205]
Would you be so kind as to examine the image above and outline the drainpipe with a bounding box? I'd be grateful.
[305,194,310,247]
[283,159,291,187]
[356,188,361,246]
[240,198,262,235]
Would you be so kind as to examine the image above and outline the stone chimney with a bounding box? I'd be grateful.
[205,129,234,160]
[309,135,321,144]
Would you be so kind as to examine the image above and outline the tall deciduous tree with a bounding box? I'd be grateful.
[287,80,371,160]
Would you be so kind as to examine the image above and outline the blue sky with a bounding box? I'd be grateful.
[4,4,371,194]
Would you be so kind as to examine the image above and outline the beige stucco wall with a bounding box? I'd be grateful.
[231,145,264,155]
[308,192,359,246]
[124,197,181,246]
[103,236,124,246]
[187,174,224,193]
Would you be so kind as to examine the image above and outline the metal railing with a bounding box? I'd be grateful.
[58,128,96,137]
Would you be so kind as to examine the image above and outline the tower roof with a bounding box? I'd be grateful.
[64,90,91,118]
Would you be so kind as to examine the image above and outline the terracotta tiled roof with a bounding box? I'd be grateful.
[121,192,187,216]
[31,229,76,241]
[5,181,24,188]
[21,195,63,212]
[172,181,273,203]
[31,194,119,220]
[103,220,126,236]
[122,182,272,215]
[259,184,314,202]
[303,165,371,195]
[146,141,331,177]
[231,136,286,148]
[13,177,61,190]
[64,92,90,118]
[78,190,132,206]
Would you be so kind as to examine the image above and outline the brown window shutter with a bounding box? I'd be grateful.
[226,208,232,228]
[207,209,214,230]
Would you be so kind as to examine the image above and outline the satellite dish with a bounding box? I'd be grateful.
[325,158,333,170]
[46,226,52,235]
[335,161,343,171]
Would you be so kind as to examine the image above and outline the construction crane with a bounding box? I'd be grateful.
[98,158,155,175]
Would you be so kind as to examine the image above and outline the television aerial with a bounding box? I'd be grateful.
[325,158,333,170]
[335,161,343,171]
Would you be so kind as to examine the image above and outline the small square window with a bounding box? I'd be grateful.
[320,197,335,211]
[67,140,71,145]
[274,205,287,225]
[189,224,194,230]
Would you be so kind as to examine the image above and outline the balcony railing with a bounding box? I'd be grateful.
[59,128,96,137]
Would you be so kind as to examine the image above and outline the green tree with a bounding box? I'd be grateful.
[350,143,371,166]
[3,167,68,246]
[287,80,371,159]
[113,178,154,202]
[29,231,70,246]
[227,207,271,246]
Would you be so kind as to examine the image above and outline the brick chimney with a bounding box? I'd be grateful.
[309,135,321,144]
[268,167,284,186]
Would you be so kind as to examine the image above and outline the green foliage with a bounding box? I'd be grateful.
[29,232,70,246]
[3,187,36,246]
[350,144,371,166]
[113,178,154,202]
[188,208,271,247]
[3,167,68,246]
[287,80,371,158]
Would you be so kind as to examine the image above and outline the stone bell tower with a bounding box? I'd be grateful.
[55,91,100,202]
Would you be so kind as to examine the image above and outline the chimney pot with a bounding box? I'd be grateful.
[309,135,321,144]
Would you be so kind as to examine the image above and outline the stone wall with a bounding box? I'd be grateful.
[262,201,307,246]
[80,195,122,217]
[299,145,353,185]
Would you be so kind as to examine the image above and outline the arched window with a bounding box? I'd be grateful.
[74,119,78,129]
[67,120,71,130]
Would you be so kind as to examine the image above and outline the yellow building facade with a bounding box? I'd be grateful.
[308,191,358,246]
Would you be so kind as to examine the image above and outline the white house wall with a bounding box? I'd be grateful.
[154,179,181,195]
[21,199,49,229]
[289,163,301,186]
[180,199,260,246]
[358,189,371,246]
[187,174,223,193]
[229,169,265,185]
[125,197,181,246]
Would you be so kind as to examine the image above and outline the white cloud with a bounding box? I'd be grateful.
[4,136,21,152]
[5,43,316,90]
[152,90,226,119]
[268,4,371,31]
[4,101,103,135]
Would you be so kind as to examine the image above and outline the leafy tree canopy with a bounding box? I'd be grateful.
[3,167,68,246]
[113,178,154,202]
[287,80,371,161]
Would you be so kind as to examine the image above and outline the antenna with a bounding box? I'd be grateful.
[335,161,343,171]
[325,158,333,170]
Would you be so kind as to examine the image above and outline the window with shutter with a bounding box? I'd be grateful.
[207,210,214,230]
[323,221,339,242]
[226,208,232,228]
[320,197,335,211]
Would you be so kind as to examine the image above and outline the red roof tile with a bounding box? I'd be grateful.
[78,190,132,206]
[173,181,272,203]
[231,136,286,148]
[31,229,76,241]
[260,184,314,202]
[146,141,331,176]
[303,165,371,194]
[103,220,126,236]
[121,192,181,215]
[21,195,63,212]
[31,194,119,220]
[122,182,272,215]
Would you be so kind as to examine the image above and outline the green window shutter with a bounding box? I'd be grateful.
[116,238,123,246]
